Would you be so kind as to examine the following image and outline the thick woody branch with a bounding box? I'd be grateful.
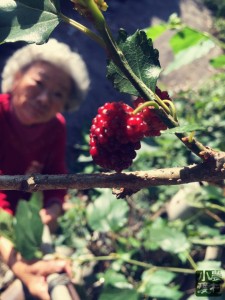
[0,150,225,193]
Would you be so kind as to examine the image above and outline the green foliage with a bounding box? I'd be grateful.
[140,218,190,254]
[56,68,225,298]
[165,124,206,134]
[165,37,215,74]
[144,23,168,41]
[139,269,183,300]
[210,54,225,68]
[0,0,61,44]
[107,29,161,95]
[1,1,225,299]
[99,286,139,300]
[86,189,129,232]
[145,15,217,75]
[0,209,14,241]
[13,193,44,260]
[169,27,209,54]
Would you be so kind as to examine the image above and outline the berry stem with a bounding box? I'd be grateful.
[133,101,159,115]
[163,100,178,121]
[79,3,174,119]
[59,13,105,48]
[74,253,195,274]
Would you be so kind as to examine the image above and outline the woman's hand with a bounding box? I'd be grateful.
[40,202,62,232]
[0,236,71,300]
[12,258,71,300]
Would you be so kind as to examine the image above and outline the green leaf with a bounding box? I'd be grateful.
[163,124,206,134]
[107,29,161,96]
[144,226,190,254]
[86,189,129,232]
[29,192,44,211]
[142,269,176,285]
[145,23,168,41]
[170,27,209,54]
[101,269,133,289]
[164,39,215,75]
[0,209,14,241]
[139,269,182,299]
[99,286,139,300]
[0,0,61,44]
[210,54,225,68]
[142,284,183,300]
[14,197,44,260]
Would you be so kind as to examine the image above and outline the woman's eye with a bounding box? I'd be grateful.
[54,91,64,99]
[35,79,43,87]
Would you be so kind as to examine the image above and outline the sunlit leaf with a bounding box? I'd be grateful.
[170,27,209,54]
[107,29,161,96]
[144,226,190,254]
[101,269,133,289]
[86,189,129,232]
[163,124,206,134]
[210,54,225,68]
[145,23,168,41]
[139,268,182,300]
[0,0,61,44]
[143,284,183,300]
[142,269,176,285]
[14,197,44,260]
[164,39,215,74]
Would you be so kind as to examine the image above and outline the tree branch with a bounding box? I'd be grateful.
[1,150,225,193]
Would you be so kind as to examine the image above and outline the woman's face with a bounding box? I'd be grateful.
[11,61,72,125]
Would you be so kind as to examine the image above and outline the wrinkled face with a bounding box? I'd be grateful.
[11,61,72,125]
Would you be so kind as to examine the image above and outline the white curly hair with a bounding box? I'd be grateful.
[1,39,90,111]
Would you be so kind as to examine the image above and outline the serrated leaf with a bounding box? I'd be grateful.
[144,227,190,254]
[142,269,176,285]
[143,284,183,300]
[86,189,129,232]
[210,54,225,68]
[107,29,161,96]
[102,269,133,289]
[139,269,182,299]
[0,0,61,44]
[164,39,215,75]
[14,198,44,260]
[145,23,168,41]
[170,27,208,54]
[163,124,206,134]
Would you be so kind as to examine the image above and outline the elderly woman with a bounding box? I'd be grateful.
[0,39,90,300]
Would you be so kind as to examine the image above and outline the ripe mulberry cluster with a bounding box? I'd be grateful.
[89,88,171,172]
[89,102,144,172]
[133,86,171,137]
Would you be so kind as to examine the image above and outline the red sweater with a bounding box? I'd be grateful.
[0,94,67,214]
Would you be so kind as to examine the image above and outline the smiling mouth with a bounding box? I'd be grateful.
[29,104,47,117]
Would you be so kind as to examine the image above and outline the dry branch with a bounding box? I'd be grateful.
[0,151,225,193]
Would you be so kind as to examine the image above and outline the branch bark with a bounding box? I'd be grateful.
[0,150,225,193]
